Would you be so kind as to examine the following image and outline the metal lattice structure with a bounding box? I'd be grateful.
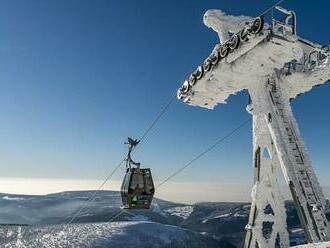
[177,5,330,248]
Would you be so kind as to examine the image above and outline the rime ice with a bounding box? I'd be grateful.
[177,6,330,248]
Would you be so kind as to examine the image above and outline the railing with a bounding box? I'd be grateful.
[307,44,329,69]
[271,6,297,36]
[281,44,329,75]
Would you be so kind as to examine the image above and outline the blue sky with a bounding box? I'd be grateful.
[0,0,329,200]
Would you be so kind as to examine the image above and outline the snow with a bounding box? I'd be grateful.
[178,11,329,109]
[290,228,304,234]
[203,9,253,43]
[292,242,330,248]
[179,33,314,109]
[2,196,25,201]
[0,221,219,248]
[285,57,330,99]
[163,206,193,219]
[201,213,231,223]
[125,214,149,221]
[151,202,167,217]
[233,212,246,217]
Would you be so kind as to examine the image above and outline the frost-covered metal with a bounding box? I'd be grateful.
[177,6,330,248]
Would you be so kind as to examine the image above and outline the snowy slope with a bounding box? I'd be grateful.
[1,191,329,247]
[163,206,194,219]
[0,191,122,225]
[0,221,220,248]
[293,242,330,248]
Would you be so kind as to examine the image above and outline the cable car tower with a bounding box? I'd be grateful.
[177,5,330,248]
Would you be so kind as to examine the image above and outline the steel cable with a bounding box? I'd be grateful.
[107,117,252,223]
[64,0,282,226]
[66,158,126,225]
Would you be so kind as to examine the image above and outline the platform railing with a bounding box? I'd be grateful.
[271,6,297,36]
[281,45,329,75]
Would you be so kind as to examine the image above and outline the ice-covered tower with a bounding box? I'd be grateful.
[177,6,330,248]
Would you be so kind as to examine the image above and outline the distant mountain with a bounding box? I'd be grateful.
[0,191,328,247]
[0,191,184,225]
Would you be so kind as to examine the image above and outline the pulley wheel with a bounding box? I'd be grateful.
[194,65,204,80]
[250,17,264,34]
[210,50,220,65]
[228,34,240,51]
[188,74,197,87]
[219,44,230,58]
[203,59,212,72]
[240,28,249,42]
[182,79,190,94]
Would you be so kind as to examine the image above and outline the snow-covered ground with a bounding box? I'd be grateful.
[163,206,194,220]
[0,190,328,247]
[293,242,330,248]
[0,221,219,248]
[1,196,25,201]
[0,191,252,247]
[201,213,231,223]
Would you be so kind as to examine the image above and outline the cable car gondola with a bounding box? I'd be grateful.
[120,138,155,209]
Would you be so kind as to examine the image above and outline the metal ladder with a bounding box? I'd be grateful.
[267,76,329,242]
